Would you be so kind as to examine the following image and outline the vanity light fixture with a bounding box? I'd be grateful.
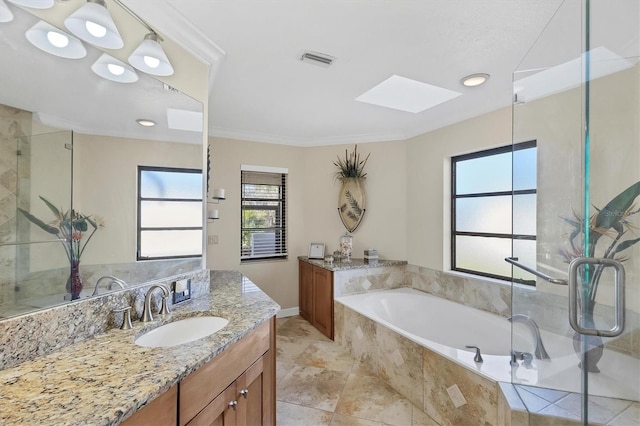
[136,118,156,127]
[128,32,174,76]
[0,0,13,23]
[461,73,490,87]
[91,53,138,83]
[7,0,53,9]
[26,20,87,59]
[64,0,123,50]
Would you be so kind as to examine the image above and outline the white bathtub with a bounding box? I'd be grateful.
[336,288,639,401]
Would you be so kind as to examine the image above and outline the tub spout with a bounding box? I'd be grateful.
[511,350,534,368]
[508,314,550,360]
[465,345,483,363]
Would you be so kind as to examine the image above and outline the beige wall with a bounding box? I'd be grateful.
[73,134,202,265]
[406,107,513,270]
[207,138,407,309]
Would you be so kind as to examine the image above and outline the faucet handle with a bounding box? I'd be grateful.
[114,306,134,330]
[159,295,171,316]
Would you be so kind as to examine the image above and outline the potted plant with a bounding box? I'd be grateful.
[18,196,103,300]
[560,180,640,371]
[335,145,370,233]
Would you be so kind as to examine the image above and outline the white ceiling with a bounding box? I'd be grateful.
[124,0,565,146]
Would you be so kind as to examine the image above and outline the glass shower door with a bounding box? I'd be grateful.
[511,0,639,424]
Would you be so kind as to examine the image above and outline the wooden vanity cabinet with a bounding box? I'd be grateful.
[298,260,333,339]
[180,318,275,426]
[123,317,275,426]
[120,384,178,426]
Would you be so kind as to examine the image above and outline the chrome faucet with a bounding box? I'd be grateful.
[92,275,127,296]
[140,284,171,323]
[508,314,550,360]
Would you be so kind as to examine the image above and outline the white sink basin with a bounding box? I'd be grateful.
[135,316,229,348]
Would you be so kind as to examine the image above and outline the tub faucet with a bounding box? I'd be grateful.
[92,275,127,296]
[508,314,550,360]
[141,284,171,322]
[511,350,534,368]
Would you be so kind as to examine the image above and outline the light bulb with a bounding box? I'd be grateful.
[143,55,160,69]
[85,20,106,38]
[47,31,69,48]
[107,63,125,76]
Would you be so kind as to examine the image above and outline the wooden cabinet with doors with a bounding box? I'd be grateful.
[298,259,334,339]
[179,318,275,426]
[123,318,275,426]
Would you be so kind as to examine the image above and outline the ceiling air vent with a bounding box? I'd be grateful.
[300,50,335,68]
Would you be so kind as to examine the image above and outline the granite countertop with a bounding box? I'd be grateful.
[299,256,407,271]
[0,272,280,425]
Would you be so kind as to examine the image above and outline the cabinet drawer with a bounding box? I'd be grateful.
[179,321,270,425]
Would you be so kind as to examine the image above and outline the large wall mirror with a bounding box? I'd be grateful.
[0,2,204,318]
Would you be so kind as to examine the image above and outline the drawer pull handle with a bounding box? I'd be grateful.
[228,400,238,411]
[240,389,249,398]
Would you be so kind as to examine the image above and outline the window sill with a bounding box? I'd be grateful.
[445,269,535,292]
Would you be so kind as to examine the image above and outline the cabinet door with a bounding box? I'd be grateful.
[236,356,264,426]
[299,260,313,322]
[187,385,237,426]
[312,266,333,339]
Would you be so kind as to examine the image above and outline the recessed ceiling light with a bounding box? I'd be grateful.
[136,119,156,127]
[92,53,138,83]
[355,75,461,113]
[26,20,87,59]
[461,73,490,87]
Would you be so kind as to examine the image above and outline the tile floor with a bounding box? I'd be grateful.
[276,315,438,426]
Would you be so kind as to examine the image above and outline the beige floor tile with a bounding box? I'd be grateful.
[277,401,333,426]
[296,341,356,372]
[330,413,386,426]
[276,317,291,329]
[277,315,332,341]
[277,360,294,383]
[277,335,313,363]
[278,364,350,412]
[335,373,413,426]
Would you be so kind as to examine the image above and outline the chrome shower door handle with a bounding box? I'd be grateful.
[568,257,625,337]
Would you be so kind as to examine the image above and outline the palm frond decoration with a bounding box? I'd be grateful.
[345,190,363,216]
[334,144,370,180]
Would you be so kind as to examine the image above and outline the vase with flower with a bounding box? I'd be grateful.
[560,181,640,372]
[18,196,103,300]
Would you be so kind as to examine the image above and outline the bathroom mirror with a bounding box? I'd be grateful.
[0,4,204,318]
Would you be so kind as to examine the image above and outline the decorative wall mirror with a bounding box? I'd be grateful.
[0,2,204,318]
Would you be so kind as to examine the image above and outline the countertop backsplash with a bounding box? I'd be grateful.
[0,268,210,370]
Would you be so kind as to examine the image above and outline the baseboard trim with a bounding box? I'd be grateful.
[276,307,299,318]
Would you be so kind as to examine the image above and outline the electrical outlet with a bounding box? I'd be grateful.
[207,235,219,245]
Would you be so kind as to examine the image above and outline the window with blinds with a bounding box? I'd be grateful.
[241,167,287,261]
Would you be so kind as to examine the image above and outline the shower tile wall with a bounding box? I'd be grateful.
[0,104,31,306]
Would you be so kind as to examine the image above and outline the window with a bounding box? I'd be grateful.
[137,166,203,260]
[451,141,536,284]
[241,165,287,261]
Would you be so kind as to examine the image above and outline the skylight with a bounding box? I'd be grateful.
[355,75,462,113]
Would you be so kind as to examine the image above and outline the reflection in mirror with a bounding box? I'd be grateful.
[0,3,203,318]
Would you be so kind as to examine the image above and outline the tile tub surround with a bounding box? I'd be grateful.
[0,271,280,425]
[336,302,640,426]
[0,268,210,370]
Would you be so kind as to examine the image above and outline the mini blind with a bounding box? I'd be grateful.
[241,165,288,261]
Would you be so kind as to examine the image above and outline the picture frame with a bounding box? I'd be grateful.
[308,242,325,259]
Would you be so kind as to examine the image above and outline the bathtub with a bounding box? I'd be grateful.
[336,287,639,401]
